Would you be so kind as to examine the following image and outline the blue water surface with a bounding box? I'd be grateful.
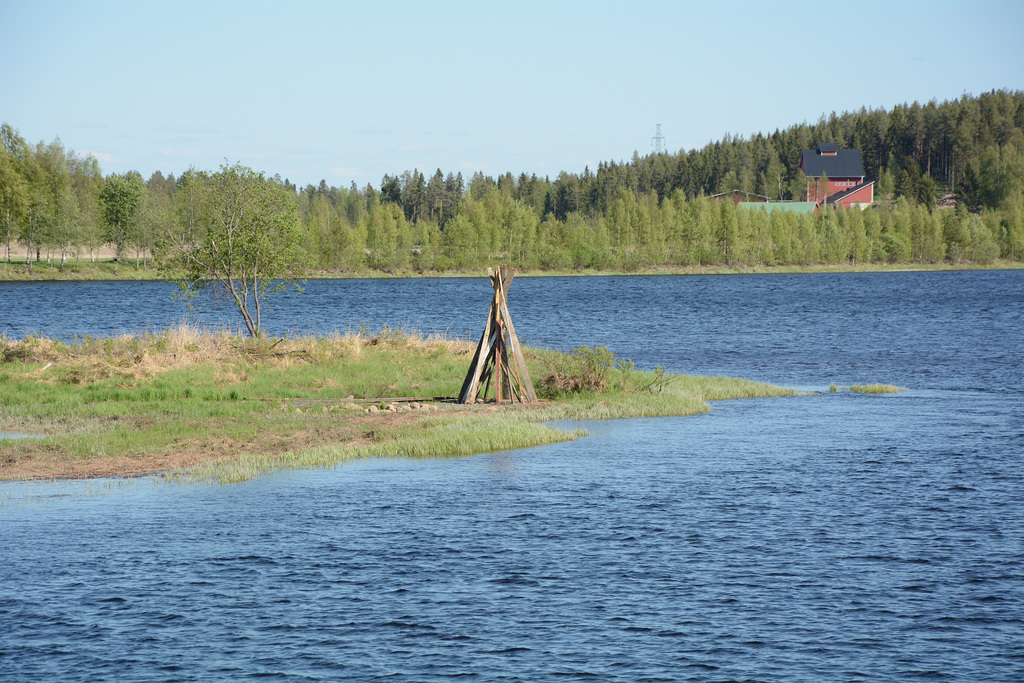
[2,270,1023,681]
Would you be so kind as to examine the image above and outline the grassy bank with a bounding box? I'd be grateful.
[1,326,797,484]
[2,255,1021,282]
[1,257,164,281]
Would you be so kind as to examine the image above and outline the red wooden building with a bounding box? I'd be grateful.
[800,143,874,209]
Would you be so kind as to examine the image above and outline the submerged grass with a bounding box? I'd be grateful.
[175,414,588,485]
[1,326,797,485]
[850,383,905,394]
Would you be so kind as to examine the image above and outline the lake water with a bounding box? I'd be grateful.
[2,271,1023,681]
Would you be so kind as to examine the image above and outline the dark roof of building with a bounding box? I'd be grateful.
[801,145,865,178]
[825,181,875,204]
[818,142,839,154]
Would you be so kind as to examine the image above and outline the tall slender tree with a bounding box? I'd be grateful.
[0,139,29,265]
[100,172,143,274]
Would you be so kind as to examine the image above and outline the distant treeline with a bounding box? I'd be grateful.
[2,89,1022,273]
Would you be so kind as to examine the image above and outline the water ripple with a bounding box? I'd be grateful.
[3,272,1024,680]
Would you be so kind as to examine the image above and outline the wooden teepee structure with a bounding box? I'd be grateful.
[459,265,537,404]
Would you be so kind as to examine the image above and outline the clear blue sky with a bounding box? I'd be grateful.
[3,0,1022,190]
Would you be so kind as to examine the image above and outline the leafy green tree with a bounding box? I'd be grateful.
[943,208,971,262]
[761,146,787,200]
[51,186,80,269]
[0,139,29,265]
[719,199,741,264]
[963,213,999,263]
[862,207,884,261]
[23,186,49,273]
[439,211,478,270]
[69,153,104,264]
[304,192,335,267]
[998,197,1023,261]
[137,184,174,269]
[412,219,441,272]
[363,203,399,271]
[160,163,306,338]
[875,167,895,200]
[840,205,869,263]
[692,198,721,265]
[818,209,852,263]
[879,200,913,262]
[100,172,143,273]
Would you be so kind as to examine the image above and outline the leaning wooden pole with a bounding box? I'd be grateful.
[458,265,536,404]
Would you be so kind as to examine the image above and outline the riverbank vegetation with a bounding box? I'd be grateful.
[850,383,904,394]
[0,326,797,483]
[3,91,1023,282]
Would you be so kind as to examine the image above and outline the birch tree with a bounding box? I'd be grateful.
[160,163,306,338]
[100,172,143,274]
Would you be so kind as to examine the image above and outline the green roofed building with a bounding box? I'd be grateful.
[737,202,818,214]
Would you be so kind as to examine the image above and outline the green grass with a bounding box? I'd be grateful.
[1,257,164,281]
[3,255,1022,283]
[174,413,588,485]
[850,383,904,394]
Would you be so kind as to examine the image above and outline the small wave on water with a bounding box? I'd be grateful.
[1,271,1022,680]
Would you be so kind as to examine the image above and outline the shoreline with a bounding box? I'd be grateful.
[2,259,1021,283]
[1,328,799,484]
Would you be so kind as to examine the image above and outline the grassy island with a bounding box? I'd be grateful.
[0,327,797,484]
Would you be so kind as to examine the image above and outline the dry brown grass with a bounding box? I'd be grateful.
[2,324,476,388]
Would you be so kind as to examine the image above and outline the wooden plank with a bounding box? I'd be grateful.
[464,327,499,402]
[458,325,488,402]
[458,304,496,403]
[498,296,537,402]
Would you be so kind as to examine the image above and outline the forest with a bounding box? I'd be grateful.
[2,89,1022,275]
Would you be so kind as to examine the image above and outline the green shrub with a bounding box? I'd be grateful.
[540,345,616,395]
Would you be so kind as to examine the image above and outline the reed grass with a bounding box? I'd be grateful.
[850,383,904,394]
[173,414,587,485]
